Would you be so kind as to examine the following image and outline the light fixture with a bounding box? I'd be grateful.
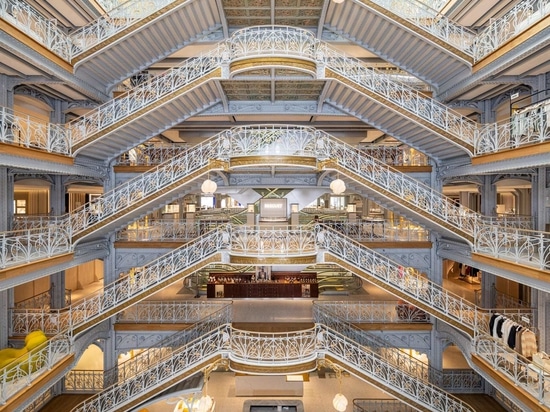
[332,0,344,3]
[201,174,217,194]
[330,177,346,194]
[197,394,213,412]
[332,392,348,411]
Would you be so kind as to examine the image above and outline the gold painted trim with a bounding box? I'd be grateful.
[357,0,473,64]
[325,68,474,154]
[229,255,317,266]
[472,141,550,166]
[0,19,73,72]
[73,68,222,152]
[0,142,74,165]
[361,241,432,248]
[230,57,317,77]
[323,355,433,412]
[71,0,189,64]
[0,253,74,281]
[229,359,318,375]
[474,15,550,73]
[321,159,473,243]
[471,354,549,412]
[471,252,550,281]
[324,253,475,336]
[229,155,318,169]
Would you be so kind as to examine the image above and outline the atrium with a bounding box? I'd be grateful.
[1,0,550,411]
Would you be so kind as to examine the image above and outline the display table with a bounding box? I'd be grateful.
[206,281,318,298]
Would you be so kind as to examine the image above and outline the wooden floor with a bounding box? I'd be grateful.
[39,394,91,411]
[454,393,508,411]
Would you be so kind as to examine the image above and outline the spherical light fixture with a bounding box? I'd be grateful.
[197,394,213,412]
[332,393,348,411]
[330,178,346,194]
[201,178,217,194]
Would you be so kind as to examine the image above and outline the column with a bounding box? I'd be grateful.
[0,168,14,347]
[480,175,497,216]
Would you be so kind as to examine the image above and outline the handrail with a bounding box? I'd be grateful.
[2,126,550,272]
[3,23,548,156]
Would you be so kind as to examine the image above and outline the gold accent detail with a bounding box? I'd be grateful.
[324,68,475,154]
[72,160,228,242]
[229,359,318,375]
[0,253,74,281]
[73,253,223,335]
[472,141,550,165]
[357,0,473,65]
[230,57,317,76]
[320,159,473,243]
[323,254,475,337]
[229,155,318,169]
[229,255,317,265]
[71,0,189,64]
[73,68,223,152]
[0,142,74,165]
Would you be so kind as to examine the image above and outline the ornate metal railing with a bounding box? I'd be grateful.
[474,224,550,271]
[3,125,550,271]
[474,334,549,407]
[474,0,550,60]
[0,332,72,404]
[476,100,550,155]
[5,22,546,158]
[313,304,484,393]
[9,229,229,335]
[70,324,230,412]
[316,224,483,334]
[321,219,430,242]
[14,288,71,310]
[314,301,430,324]
[358,144,429,166]
[11,214,67,231]
[0,0,72,60]
[230,225,317,256]
[229,326,318,366]
[116,143,190,166]
[69,0,183,57]
[0,107,71,155]
[0,225,72,270]
[117,300,230,324]
[368,0,475,53]
[316,324,475,412]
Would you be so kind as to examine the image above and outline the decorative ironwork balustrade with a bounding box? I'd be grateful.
[13,288,71,310]
[474,0,550,61]
[3,21,546,157]
[70,325,230,412]
[230,225,317,256]
[11,214,67,231]
[2,125,550,272]
[9,229,229,335]
[117,300,230,324]
[0,225,72,270]
[313,303,484,393]
[0,107,71,155]
[358,144,429,166]
[354,399,418,412]
[316,225,483,334]
[229,326,318,366]
[316,324,475,412]
[474,334,550,407]
[0,332,72,405]
[116,143,190,166]
[320,220,430,242]
[314,300,430,324]
[0,0,72,60]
